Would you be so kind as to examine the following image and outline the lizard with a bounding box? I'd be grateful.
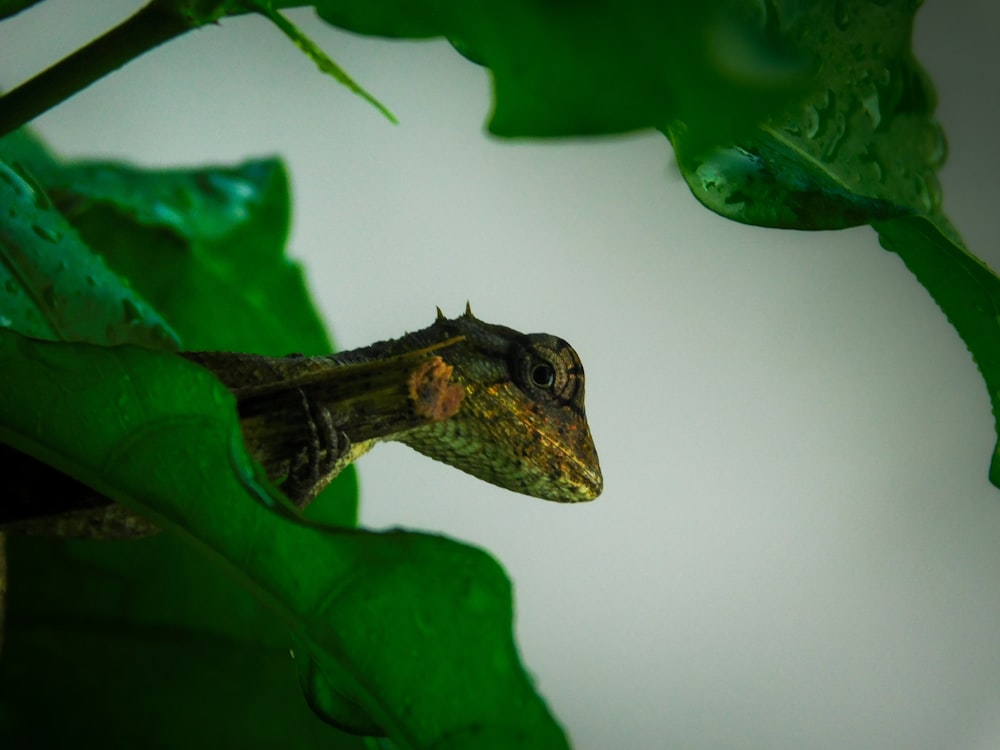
[0,305,602,659]
[182,303,603,507]
[1,304,603,534]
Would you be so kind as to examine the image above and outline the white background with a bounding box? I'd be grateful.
[3,2,1000,748]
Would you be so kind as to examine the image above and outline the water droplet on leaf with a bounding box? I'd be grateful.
[206,173,257,200]
[802,106,821,138]
[0,162,37,202]
[859,86,881,128]
[821,111,847,161]
[924,121,947,168]
[913,173,933,212]
[916,169,941,211]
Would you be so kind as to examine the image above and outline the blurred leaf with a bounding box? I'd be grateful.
[672,129,906,230]
[0,139,178,348]
[1,130,566,748]
[0,127,348,741]
[27,138,352,519]
[0,128,349,515]
[48,156,330,354]
[0,127,59,179]
[0,331,568,749]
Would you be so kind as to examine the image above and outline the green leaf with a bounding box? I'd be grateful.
[0,128,348,516]
[1,130,565,748]
[0,331,568,749]
[659,2,1000,488]
[0,618,363,749]
[671,130,907,230]
[249,1,397,124]
[285,0,810,147]
[7,131,350,517]
[0,139,178,349]
[48,156,331,354]
[672,0,942,229]
[1,128,347,744]
[873,216,1000,485]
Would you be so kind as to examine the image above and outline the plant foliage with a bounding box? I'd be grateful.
[1,0,996,748]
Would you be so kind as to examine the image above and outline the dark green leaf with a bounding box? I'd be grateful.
[47,156,330,354]
[1,130,564,747]
[672,131,906,230]
[0,620,365,749]
[0,127,59,181]
[285,0,810,147]
[661,2,1000,489]
[0,127,360,743]
[672,0,942,228]
[874,216,1000,485]
[0,140,178,348]
[0,331,568,749]
[19,137,352,519]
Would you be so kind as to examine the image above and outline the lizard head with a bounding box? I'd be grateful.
[396,307,603,502]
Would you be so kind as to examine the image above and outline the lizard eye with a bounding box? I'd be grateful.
[530,362,556,389]
[509,334,584,407]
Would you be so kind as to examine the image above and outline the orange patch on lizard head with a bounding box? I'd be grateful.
[408,355,465,422]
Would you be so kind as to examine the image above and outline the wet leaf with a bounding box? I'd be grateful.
[659,2,1000,486]
[0,140,178,349]
[664,2,1000,488]
[0,130,566,748]
[0,330,568,749]
[671,0,941,229]
[0,620,359,749]
[48,156,329,354]
[282,0,811,148]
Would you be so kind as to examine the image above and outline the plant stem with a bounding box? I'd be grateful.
[0,2,194,139]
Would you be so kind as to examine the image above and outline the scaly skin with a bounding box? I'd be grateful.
[3,306,602,531]
[195,305,603,504]
[382,307,603,503]
[0,308,602,653]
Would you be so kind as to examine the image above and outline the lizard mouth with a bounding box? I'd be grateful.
[552,441,603,502]
[575,462,604,501]
[527,422,603,502]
